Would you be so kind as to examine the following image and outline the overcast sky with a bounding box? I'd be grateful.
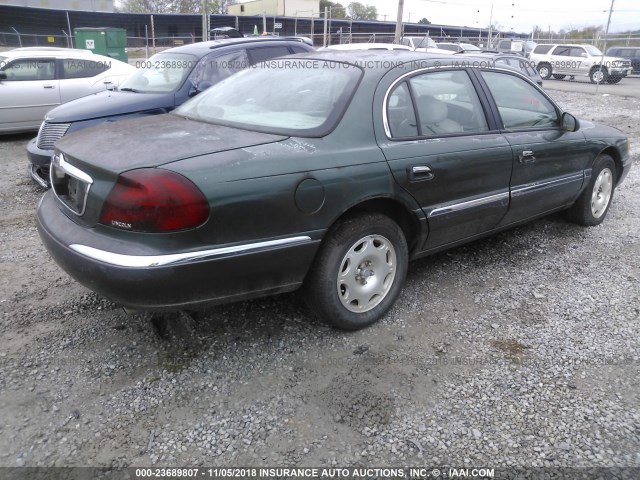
[362,0,639,34]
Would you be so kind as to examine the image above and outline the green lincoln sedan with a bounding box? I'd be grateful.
[37,51,632,330]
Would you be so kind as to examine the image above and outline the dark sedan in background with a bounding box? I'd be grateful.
[27,37,313,187]
[37,51,631,331]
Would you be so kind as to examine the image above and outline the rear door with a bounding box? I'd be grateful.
[375,68,513,250]
[0,57,59,131]
[478,69,589,224]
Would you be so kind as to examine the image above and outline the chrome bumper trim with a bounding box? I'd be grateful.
[69,236,313,268]
[28,164,50,189]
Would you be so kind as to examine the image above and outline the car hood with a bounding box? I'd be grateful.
[599,55,630,64]
[45,90,175,123]
[55,113,288,171]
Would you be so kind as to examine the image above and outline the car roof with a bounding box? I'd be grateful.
[159,37,312,58]
[289,50,525,76]
[3,48,95,58]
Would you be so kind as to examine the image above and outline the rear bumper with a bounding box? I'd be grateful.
[37,192,322,311]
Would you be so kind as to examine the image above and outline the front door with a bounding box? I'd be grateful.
[0,57,59,131]
[478,70,589,225]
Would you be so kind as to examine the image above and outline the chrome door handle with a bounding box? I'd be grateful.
[43,84,54,89]
[410,165,434,181]
[519,150,536,164]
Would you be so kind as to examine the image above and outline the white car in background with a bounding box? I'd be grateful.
[400,36,454,54]
[322,43,412,51]
[0,48,135,133]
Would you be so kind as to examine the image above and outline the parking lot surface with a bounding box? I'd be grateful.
[544,75,640,98]
[0,90,638,470]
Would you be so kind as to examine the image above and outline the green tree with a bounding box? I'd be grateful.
[418,18,431,25]
[320,0,347,19]
[347,2,377,21]
[118,0,235,14]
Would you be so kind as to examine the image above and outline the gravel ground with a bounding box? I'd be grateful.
[0,90,638,473]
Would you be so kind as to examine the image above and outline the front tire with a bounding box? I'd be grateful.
[565,155,616,226]
[303,213,408,330]
[537,63,552,80]
[607,75,622,84]
[590,67,608,84]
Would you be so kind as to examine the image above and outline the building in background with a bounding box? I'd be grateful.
[229,0,319,18]
[0,0,115,12]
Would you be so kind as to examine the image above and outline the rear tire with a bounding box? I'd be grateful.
[303,213,408,330]
[607,75,622,84]
[565,155,616,226]
[552,74,566,80]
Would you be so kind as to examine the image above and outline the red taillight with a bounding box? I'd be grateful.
[99,169,209,233]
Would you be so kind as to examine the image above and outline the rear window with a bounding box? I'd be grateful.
[61,58,110,79]
[533,45,554,54]
[175,59,362,137]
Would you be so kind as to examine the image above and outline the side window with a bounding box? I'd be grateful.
[481,71,559,129]
[387,82,418,138]
[498,40,510,49]
[61,58,109,79]
[247,46,292,64]
[401,38,411,47]
[192,50,249,87]
[2,58,55,81]
[553,46,571,56]
[533,45,554,55]
[570,47,586,58]
[408,70,488,135]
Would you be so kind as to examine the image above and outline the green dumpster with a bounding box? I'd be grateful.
[74,27,128,62]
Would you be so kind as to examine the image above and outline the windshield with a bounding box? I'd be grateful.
[585,45,603,56]
[119,52,198,93]
[175,60,362,137]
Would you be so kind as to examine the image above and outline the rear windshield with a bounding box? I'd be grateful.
[175,59,362,137]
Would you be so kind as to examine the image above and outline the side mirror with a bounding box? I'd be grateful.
[189,80,213,97]
[0,71,7,81]
[561,112,580,132]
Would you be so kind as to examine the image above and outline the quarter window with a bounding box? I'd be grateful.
[481,71,558,129]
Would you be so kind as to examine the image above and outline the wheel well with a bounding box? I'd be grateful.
[590,65,608,73]
[334,198,421,253]
[600,147,623,181]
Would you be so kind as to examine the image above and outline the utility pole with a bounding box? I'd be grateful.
[201,0,207,41]
[323,7,328,47]
[394,0,404,44]
[596,0,616,92]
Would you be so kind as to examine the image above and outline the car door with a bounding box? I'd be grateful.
[478,70,589,225]
[549,45,573,75]
[0,57,59,131]
[58,57,111,103]
[375,68,513,250]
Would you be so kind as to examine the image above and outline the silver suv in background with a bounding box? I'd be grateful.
[530,44,632,83]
